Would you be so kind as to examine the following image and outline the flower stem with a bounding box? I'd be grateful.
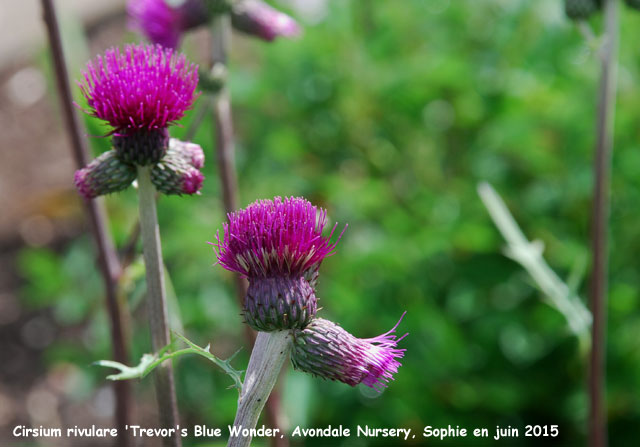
[40,0,131,443]
[137,166,182,447]
[227,331,291,447]
[589,1,618,446]
[211,15,239,214]
[478,182,592,339]
[210,15,288,446]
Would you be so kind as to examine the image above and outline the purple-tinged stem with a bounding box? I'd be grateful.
[40,1,131,445]
[210,15,288,447]
[210,15,238,214]
[589,1,618,446]
[137,166,182,447]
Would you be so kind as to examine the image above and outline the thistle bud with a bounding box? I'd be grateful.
[128,0,215,49]
[231,0,300,42]
[168,138,205,169]
[290,315,407,390]
[151,141,204,195]
[74,150,136,199]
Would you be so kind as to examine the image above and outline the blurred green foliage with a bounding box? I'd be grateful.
[19,0,640,445]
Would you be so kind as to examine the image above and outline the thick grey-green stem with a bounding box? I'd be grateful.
[227,331,291,447]
[589,0,618,446]
[137,166,182,447]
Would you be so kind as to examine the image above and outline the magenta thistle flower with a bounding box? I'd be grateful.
[213,196,345,331]
[232,0,300,41]
[215,197,342,278]
[78,43,199,165]
[127,0,210,49]
[290,314,407,390]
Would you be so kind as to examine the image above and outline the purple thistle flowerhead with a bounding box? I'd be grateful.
[232,0,301,42]
[78,43,199,165]
[214,196,343,278]
[290,314,407,390]
[127,0,210,49]
[213,196,345,331]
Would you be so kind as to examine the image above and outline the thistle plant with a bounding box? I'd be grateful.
[65,2,407,445]
[74,44,205,198]
[75,42,203,447]
[127,3,301,442]
[213,197,405,447]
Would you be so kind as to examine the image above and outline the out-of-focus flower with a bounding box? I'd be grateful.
[129,0,300,48]
[127,0,211,49]
[213,196,344,331]
[74,150,137,199]
[151,139,205,195]
[232,0,300,41]
[78,43,199,165]
[290,314,407,390]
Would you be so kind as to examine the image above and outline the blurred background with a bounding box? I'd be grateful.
[1,0,640,445]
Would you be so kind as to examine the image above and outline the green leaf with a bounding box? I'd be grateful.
[94,354,157,381]
[172,332,244,390]
[93,333,243,390]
